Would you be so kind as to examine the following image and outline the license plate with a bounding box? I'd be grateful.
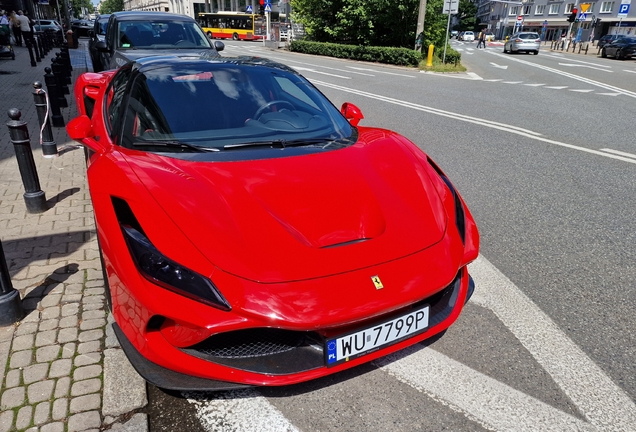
[325,305,429,366]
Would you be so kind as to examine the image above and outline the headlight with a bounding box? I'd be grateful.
[122,225,231,311]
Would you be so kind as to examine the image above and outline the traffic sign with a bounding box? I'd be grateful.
[580,3,590,12]
[264,3,272,12]
[517,15,523,21]
[246,5,252,12]
[578,12,587,21]
[618,0,631,18]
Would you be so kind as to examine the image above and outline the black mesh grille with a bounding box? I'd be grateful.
[191,328,307,358]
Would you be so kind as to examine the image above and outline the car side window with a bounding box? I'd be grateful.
[105,67,132,143]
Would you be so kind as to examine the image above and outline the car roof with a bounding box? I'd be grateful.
[111,11,196,22]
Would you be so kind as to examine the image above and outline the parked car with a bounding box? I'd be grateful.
[32,19,63,36]
[88,14,110,72]
[66,54,480,390]
[71,19,94,37]
[96,11,224,71]
[279,27,289,41]
[504,32,540,55]
[451,30,459,39]
[484,32,495,42]
[597,34,627,49]
[601,36,636,59]
[462,31,475,41]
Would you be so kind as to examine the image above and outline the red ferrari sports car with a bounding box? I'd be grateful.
[67,55,479,390]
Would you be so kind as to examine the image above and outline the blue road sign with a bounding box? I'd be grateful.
[264,4,272,12]
[619,4,630,13]
[578,12,587,21]
[246,5,252,12]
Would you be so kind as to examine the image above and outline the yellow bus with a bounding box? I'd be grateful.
[197,12,267,41]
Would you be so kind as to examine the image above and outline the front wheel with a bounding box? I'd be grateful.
[601,48,607,58]
[615,49,623,60]
[533,50,539,55]
[232,32,239,41]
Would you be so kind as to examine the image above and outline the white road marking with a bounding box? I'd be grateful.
[547,54,611,68]
[263,54,376,76]
[597,92,622,96]
[292,66,351,79]
[502,81,523,84]
[347,66,416,78]
[376,348,595,432]
[420,71,482,80]
[467,72,482,80]
[484,79,504,82]
[545,86,568,89]
[624,70,636,74]
[486,50,636,98]
[599,148,636,159]
[558,63,613,72]
[489,62,509,69]
[468,255,636,431]
[569,89,594,92]
[311,79,636,165]
[186,389,299,432]
[524,83,545,86]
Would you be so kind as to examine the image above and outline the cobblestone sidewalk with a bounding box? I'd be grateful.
[0,39,147,431]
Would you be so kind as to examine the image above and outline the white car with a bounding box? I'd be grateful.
[463,31,475,42]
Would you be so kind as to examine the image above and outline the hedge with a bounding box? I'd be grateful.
[289,40,423,67]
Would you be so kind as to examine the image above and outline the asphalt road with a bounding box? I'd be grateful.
[147,40,636,431]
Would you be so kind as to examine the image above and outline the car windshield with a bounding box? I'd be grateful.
[117,20,211,49]
[518,33,539,39]
[120,61,355,154]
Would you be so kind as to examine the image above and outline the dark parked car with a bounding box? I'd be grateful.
[597,34,626,49]
[97,11,224,71]
[71,19,94,37]
[88,14,111,72]
[601,36,636,60]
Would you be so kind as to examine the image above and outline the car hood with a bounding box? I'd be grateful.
[111,48,217,68]
[124,129,448,283]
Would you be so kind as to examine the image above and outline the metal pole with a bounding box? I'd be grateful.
[6,109,48,214]
[415,0,428,50]
[32,82,59,158]
[0,238,23,327]
[443,1,452,64]
[43,67,65,127]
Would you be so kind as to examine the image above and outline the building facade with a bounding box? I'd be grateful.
[476,0,636,42]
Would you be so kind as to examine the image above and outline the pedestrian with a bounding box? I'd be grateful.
[476,30,486,49]
[16,10,33,47]
[0,10,8,25]
[9,11,21,46]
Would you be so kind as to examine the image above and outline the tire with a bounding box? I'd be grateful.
[615,49,623,60]
[503,45,508,53]
[533,50,539,55]
[232,32,239,41]
[601,48,607,58]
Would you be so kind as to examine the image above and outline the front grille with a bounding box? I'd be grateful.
[192,328,307,358]
[182,271,466,374]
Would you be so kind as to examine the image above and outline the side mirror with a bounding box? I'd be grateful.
[96,40,108,52]
[340,102,364,127]
[214,41,225,52]
[66,115,102,153]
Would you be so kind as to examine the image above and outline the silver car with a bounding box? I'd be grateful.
[504,32,540,55]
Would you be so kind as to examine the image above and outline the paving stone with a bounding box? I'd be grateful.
[82,310,105,321]
[84,288,104,296]
[54,376,70,399]
[20,311,41,323]
[71,378,102,397]
[70,393,101,413]
[80,318,107,331]
[84,295,105,304]
[1,386,25,409]
[105,322,119,348]
[11,334,35,351]
[40,294,62,308]
[0,410,14,432]
[62,342,76,358]
[5,369,21,388]
[110,413,149,432]
[58,327,78,344]
[34,401,51,425]
[75,352,101,367]
[27,380,55,404]
[82,302,104,311]
[16,405,33,430]
[79,329,104,343]
[78,341,101,355]
[23,362,49,384]
[41,306,61,320]
[68,410,101,432]
[52,397,68,420]
[36,345,61,363]
[73,364,102,381]
[59,315,79,328]
[15,322,38,336]
[10,349,33,369]
[49,358,72,378]
[40,422,65,432]
[39,318,60,331]
[61,303,80,316]
[65,284,84,295]
[35,329,58,347]
[62,294,83,303]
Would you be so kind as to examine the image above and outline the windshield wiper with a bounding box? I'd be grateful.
[222,138,343,151]
[132,140,219,152]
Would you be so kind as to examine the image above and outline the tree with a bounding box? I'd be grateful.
[70,0,94,18]
[99,0,125,14]
[455,0,477,31]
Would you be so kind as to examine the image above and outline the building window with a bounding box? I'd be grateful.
[549,3,560,14]
[509,5,520,15]
[600,1,614,12]
[523,5,532,14]
[535,4,545,14]
[565,3,575,13]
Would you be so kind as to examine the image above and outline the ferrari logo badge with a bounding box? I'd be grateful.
[371,275,384,290]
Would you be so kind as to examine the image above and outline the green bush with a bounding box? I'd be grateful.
[423,44,461,64]
[289,41,422,66]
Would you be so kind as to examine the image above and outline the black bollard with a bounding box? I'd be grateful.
[51,59,69,107]
[32,82,58,158]
[60,46,73,72]
[25,38,37,67]
[36,34,45,60]
[0,239,23,327]
[32,35,41,63]
[56,52,71,85]
[6,109,47,214]
[43,67,65,127]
